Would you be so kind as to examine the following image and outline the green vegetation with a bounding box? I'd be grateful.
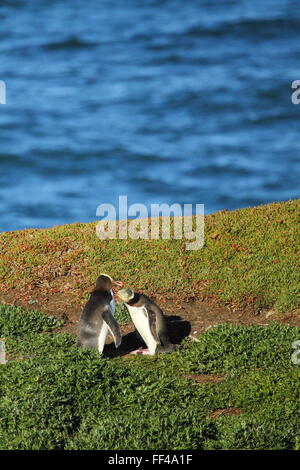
[0,304,63,338]
[114,302,131,325]
[0,306,299,450]
[0,199,299,312]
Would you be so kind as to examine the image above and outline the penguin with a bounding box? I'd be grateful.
[77,274,123,354]
[117,288,178,355]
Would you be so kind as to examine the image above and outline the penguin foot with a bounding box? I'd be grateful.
[130,348,151,355]
[156,343,181,354]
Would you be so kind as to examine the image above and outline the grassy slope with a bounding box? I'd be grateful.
[0,306,299,450]
[0,199,299,312]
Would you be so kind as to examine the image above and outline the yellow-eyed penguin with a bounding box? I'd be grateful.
[77,274,123,354]
[117,288,178,355]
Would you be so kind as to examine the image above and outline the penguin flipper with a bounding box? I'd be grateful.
[146,308,160,344]
[102,309,122,348]
[149,305,171,347]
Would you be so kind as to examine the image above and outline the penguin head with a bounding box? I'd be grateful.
[117,287,135,303]
[95,274,123,292]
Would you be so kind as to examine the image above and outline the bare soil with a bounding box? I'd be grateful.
[1,288,299,357]
[185,374,225,384]
[207,408,242,419]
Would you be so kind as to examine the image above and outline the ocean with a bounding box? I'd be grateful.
[0,0,299,231]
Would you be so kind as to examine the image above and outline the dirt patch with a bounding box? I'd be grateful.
[0,290,81,335]
[1,289,300,349]
[185,374,225,383]
[207,408,242,420]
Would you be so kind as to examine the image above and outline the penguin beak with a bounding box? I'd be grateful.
[112,279,124,288]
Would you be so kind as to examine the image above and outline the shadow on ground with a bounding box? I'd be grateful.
[104,315,191,358]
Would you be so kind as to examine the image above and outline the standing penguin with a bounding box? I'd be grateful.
[77,274,123,354]
[117,288,178,355]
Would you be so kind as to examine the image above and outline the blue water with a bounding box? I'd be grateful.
[0,0,299,231]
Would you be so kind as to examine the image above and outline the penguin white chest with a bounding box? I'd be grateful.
[126,305,158,355]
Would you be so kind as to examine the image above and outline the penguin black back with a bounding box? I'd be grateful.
[77,275,122,353]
